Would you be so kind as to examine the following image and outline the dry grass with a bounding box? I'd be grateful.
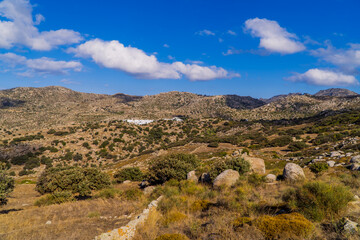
[0,183,147,240]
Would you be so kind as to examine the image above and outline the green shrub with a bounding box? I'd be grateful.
[209,157,250,180]
[114,167,143,183]
[95,188,119,199]
[288,141,307,152]
[147,153,200,184]
[247,173,266,187]
[255,213,314,239]
[0,164,15,205]
[36,166,111,197]
[123,189,143,200]
[207,142,219,148]
[35,191,74,206]
[309,162,329,174]
[282,181,353,221]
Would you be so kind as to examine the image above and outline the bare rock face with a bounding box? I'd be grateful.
[283,163,305,182]
[244,156,265,174]
[187,170,198,183]
[265,174,277,183]
[213,169,240,188]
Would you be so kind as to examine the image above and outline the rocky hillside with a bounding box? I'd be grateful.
[1,86,360,129]
[314,88,358,97]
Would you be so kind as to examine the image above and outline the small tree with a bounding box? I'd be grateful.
[114,167,143,183]
[0,163,15,206]
[148,153,199,184]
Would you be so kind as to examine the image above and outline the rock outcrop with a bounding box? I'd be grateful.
[213,169,240,188]
[283,163,305,181]
[245,156,265,174]
[187,170,198,183]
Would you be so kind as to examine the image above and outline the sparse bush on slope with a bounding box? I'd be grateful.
[283,181,353,221]
[0,163,15,205]
[148,153,199,184]
[114,167,143,183]
[36,166,111,197]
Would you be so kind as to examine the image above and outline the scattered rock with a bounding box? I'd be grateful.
[139,180,149,189]
[122,180,131,184]
[283,163,305,182]
[265,174,276,183]
[213,169,240,188]
[327,161,336,167]
[351,155,360,164]
[244,156,265,174]
[343,218,358,235]
[187,170,198,183]
[350,163,360,171]
[143,186,155,196]
[95,196,163,240]
[330,151,341,158]
[199,173,211,183]
[45,221,52,225]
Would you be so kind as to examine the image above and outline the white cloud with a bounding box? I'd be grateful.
[163,44,169,48]
[227,30,236,36]
[0,0,82,50]
[0,52,82,76]
[196,29,215,36]
[60,78,79,85]
[70,39,239,81]
[244,18,305,54]
[286,68,358,86]
[311,44,360,73]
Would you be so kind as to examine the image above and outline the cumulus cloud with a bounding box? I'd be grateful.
[70,39,239,81]
[196,29,215,36]
[0,0,82,50]
[311,44,360,73]
[0,52,82,76]
[286,68,358,86]
[244,18,305,54]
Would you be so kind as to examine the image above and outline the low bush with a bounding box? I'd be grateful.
[36,166,111,197]
[147,153,199,184]
[34,191,74,206]
[309,162,329,174]
[161,210,187,226]
[114,167,143,183]
[254,213,314,239]
[282,181,353,221]
[0,165,15,205]
[288,141,307,152]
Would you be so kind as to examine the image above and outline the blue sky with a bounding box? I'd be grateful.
[0,0,359,98]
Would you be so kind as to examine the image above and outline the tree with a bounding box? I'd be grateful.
[0,163,15,205]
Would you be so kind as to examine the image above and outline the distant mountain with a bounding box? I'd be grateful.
[1,86,360,129]
[314,88,358,97]
[261,93,303,103]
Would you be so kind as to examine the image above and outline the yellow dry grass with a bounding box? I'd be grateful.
[0,183,146,240]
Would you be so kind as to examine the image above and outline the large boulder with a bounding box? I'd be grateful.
[187,170,198,183]
[350,155,360,164]
[350,163,360,171]
[213,169,239,188]
[244,156,265,174]
[283,163,305,181]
